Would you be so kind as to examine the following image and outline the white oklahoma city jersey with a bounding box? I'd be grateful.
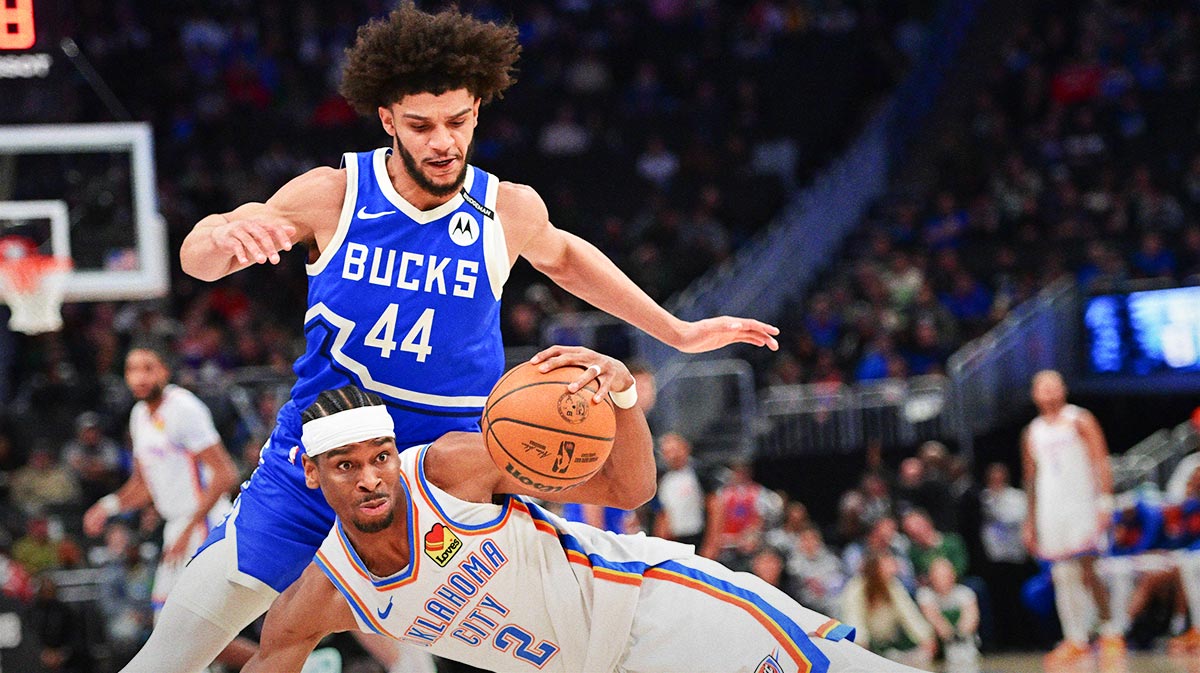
[316,445,849,673]
[1030,404,1101,559]
[129,384,231,523]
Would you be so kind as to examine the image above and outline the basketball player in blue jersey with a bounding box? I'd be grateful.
[244,373,922,672]
[123,4,780,672]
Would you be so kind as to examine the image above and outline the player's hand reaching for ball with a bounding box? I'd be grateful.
[211,215,296,266]
[674,316,780,353]
[530,345,633,405]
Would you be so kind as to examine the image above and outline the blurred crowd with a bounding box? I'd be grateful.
[765,0,1200,387]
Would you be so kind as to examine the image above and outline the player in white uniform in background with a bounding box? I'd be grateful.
[245,348,926,673]
[83,347,254,666]
[1020,369,1121,666]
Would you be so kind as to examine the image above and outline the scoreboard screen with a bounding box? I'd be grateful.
[1084,286,1200,383]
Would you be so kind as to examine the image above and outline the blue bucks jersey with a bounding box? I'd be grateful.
[277,148,509,452]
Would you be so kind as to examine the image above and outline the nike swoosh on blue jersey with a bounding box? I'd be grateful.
[358,206,397,219]
[377,597,393,619]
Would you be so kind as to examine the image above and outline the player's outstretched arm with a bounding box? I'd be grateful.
[499,183,779,353]
[181,167,344,282]
[245,564,356,673]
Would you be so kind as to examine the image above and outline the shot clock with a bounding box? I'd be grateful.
[0,0,36,50]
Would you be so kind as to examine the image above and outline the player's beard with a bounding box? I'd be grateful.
[137,383,165,405]
[396,140,472,198]
[351,495,395,534]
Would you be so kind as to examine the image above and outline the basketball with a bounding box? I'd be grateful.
[482,362,616,493]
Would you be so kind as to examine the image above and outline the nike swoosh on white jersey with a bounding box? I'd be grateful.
[357,206,397,219]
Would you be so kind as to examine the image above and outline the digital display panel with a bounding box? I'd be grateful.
[0,0,37,51]
[1084,287,1200,378]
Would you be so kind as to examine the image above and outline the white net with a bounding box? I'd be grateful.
[0,255,72,334]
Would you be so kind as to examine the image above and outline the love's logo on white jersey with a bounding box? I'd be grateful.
[424,522,463,567]
[448,212,479,247]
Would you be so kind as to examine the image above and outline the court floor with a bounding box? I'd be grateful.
[978,652,1200,673]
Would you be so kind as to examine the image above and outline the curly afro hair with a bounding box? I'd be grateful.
[340,2,521,115]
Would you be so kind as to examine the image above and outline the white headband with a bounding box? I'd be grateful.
[301,405,395,458]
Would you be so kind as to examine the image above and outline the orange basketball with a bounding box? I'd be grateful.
[482,362,615,493]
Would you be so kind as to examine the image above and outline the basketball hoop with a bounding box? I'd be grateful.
[0,251,72,334]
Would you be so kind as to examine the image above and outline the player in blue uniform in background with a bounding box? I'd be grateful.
[121,4,780,672]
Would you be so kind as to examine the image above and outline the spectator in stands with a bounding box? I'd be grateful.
[924,191,968,251]
[10,448,81,516]
[635,136,681,188]
[980,464,1026,564]
[906,282,958,351]
[883,251,924,310]
[979,462,1033,649]
[786,525,847,617]
[841,551,935,669]
[91,523,155,661]
[859,473,894,527]
[843,516,916,593]
[1179,225,1200,280]
[749,544,795,597]
[29,575,95,673]
[917,557,981,672]
[903,509,968,582]
[939,271,993,335]
[904,320,949,376]
[836,489,870,547]
[1130,230,1177,279]
[700,456,781,560]
[946,455,977,515]
[765,501,813,553]
[894,456,951,530]
[0,430,21,506]
[917,441,949,480]
[652,432,706,548]
[62,412,124,506]
[856,334,898,382]
[804,293,842,350]
[12,517,81,575]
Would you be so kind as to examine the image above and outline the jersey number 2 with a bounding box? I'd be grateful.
[493,625,559,668]
[365,305,434,362]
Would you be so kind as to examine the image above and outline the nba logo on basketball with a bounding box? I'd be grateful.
[754,653,784,673]
[424,523,463,567]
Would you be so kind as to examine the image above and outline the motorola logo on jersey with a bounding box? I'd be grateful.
[448,212,479,247]
[424,523,463,567]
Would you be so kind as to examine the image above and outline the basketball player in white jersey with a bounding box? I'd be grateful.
[127,4,780,673]
[1020,369,1121,665]
[82,347,254,666]
[245,362,924,672]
